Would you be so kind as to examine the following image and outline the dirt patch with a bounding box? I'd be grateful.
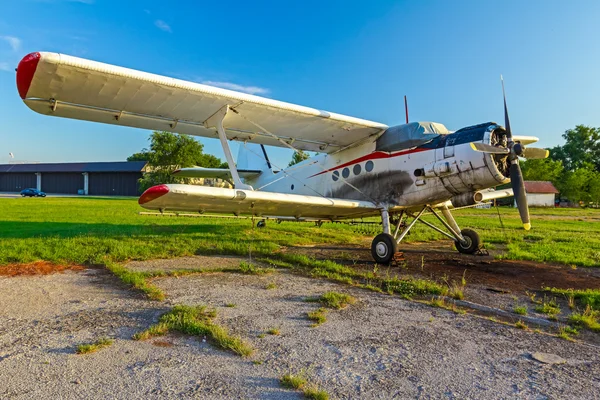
[281,241,600,293]
[0,261,85,276]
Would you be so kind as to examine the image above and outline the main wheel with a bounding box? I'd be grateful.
[455,229,481,254]
[371,233,398,264]
[256,219,266,228]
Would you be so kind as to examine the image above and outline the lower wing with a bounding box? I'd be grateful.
[139,184,379,220]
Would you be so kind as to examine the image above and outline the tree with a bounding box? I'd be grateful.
[288,151,309,167]
[549,125,600,172]
[520,158,563,183]
[134,131,224,191]
[127,150,151,161]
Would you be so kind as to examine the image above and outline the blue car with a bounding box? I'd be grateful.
[20,188,46,197]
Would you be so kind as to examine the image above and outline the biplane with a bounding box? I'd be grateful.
[16,52,548,263]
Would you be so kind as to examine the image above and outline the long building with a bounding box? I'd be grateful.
[0,161,147,196]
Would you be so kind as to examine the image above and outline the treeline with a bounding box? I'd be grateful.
[127,131,227,191]
[521,125,600,204]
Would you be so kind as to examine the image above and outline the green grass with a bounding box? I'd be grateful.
[306,291,357,309]
[267,328,280,335]
[303,386,329,400]
[307,308,328,327]
[535,299,561,316]
[1,198,598,269]
[239,261,275,275]
[281,373,307,390]
[513,305,528,315]
[133,305,253,356]
[544,287,600,309]
[76,337,113,354]
[568,306,600,332]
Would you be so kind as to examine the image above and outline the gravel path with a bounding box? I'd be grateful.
[1,257,599,399]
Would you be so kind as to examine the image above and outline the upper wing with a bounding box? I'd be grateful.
[17,52,388,153]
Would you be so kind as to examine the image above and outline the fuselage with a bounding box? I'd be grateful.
[246,121,510,210]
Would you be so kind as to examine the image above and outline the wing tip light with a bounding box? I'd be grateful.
[139,184,170,205]
[16,52,41,99]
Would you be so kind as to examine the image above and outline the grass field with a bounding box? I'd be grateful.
[0,197,599,268]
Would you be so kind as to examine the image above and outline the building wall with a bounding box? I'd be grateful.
[515,193,555,207]
[88,172,142,196]
[41,173,84,194]
[0,173,37,192]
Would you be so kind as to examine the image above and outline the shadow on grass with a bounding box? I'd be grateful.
[0,222,226,239]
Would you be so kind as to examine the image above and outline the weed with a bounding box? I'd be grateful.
[257,334,266,339]
[513,305,528,316]
[303,386,329,400]
[76,337,113,354]
[557,326,576,341]
[252,360,263,365]
[461,270,467,287]
[265,282,277,290]
[515,320,528,330]
[544,287,600,309]
[429,297,446,308]
[535,298,561,316]
[307,308,328,327]
[568,305,600,332]
[317,292,356,309]
[133,305,253,357]
[267,328,280,335]
[280,373,307,390]
[225,303,236,308]
[449,285,464,300]
[239,261,274,275]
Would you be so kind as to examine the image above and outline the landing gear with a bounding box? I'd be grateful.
[455,229,480,254]
[371,233,398,264]
[371,205,481,263]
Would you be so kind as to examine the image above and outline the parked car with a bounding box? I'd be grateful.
[20,188,46,197]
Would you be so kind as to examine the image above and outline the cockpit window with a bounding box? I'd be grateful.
[376,122,449,153]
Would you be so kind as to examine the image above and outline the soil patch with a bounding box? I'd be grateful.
[281,241,600,293]
[0,261,85,276]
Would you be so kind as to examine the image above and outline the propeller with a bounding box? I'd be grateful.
[470,77,550,230]
[503,76,530,230]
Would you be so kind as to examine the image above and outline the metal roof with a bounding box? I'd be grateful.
[524,181,559,194]
[0,161,147,173]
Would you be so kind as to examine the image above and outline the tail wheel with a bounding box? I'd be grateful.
[371,233,398,264]
[455,229,481,254]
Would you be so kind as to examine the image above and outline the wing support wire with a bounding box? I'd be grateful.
[203,105,253,190]
[229,107,380,205]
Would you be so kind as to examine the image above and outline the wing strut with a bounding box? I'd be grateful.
[204,105,253,190]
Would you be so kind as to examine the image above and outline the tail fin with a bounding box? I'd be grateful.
[237,143,272,172]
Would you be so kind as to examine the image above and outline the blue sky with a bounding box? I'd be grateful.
[1,0,599,167]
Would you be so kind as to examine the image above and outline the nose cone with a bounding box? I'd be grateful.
[139,184,170,205]
[16,52,41,99]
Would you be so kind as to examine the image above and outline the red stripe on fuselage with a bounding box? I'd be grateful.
[308,147,431,178]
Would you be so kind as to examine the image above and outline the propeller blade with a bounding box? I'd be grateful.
[522,147,549,159]
[501,75,513,141]
[509,162,530,230]
[470,142,510,154]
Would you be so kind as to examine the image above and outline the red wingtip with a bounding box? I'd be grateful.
[139,184,170,205]
[16,52,41,99]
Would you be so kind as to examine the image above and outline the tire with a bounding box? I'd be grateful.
[256,219,266,228]
[455,229,481,254]
[371,233,398,264]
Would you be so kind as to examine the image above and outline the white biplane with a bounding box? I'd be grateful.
[16,52,549,263]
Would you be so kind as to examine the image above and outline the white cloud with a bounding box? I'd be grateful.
[154,20,172,33]
[0,62,13,72]
[200,80,269,95]
[0,36,21,51]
